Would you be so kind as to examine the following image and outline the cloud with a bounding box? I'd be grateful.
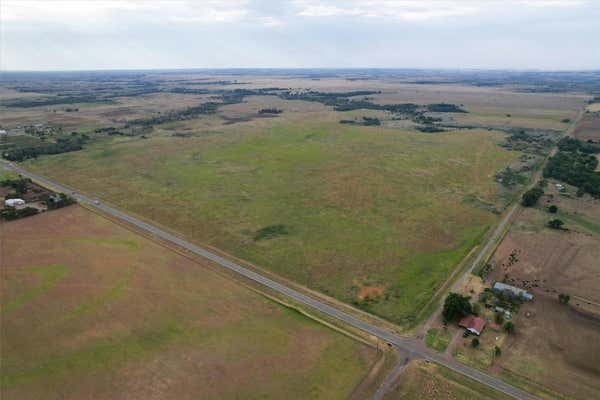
[1,0,254,25]
[0,0,597,70]
[292,0,587,21]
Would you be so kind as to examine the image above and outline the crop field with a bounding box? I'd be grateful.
[0,206,379,400]
[485,184,600,399]
[1,72,587,328]
[382,360,511,400]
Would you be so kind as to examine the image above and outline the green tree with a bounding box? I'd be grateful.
[504,321,515,334]
[521,187,544,207]
[442,293,472,323]
[471,338,480,348]
[548,205,558,213]
[494,312,504,325]
[494,346,502,356]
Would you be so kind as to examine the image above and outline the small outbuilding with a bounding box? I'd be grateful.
[459,315,487,336]
[493,282,534,301]
[5,198,26,207]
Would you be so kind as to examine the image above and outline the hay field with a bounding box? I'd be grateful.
[0,206,377,400]
[24,117,518,326]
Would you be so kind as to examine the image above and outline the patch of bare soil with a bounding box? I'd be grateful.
[358,284,385,301]
[496,295,600,400]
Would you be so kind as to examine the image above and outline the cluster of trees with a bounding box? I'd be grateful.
[495,167,528,188]
[168,87,210,95]
[0,206,38,221]
[544,139,600,198]
[1,95,106,108]
[258,108,283,114]
[339,117,381,126]
[416,125,445,133]
[557,137,600,154]
[3,135,88,162]
[1,177,31,195]
[44,193,76,210]
[426,103,467,113]
[521,186,544,207]
[94,127,131,136]
[130,89,280,128]
[501,129,556,155]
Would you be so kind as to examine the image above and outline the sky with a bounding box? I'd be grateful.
[1,0,599,71]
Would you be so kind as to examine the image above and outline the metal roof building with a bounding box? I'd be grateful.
[493,282,534,301]
[5,198,25,207]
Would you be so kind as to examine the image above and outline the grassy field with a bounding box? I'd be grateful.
[382,360,511,400]
[0,206,378,400]
[23,117,518,326]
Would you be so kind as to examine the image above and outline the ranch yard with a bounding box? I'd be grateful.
[483,184,600,399]
[0,205,380,400]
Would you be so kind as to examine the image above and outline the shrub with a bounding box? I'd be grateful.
[495,346,502,356]
[558,293,570,304]
[471,338,480,348]
[548,205,558,213]
[547,219,564,230]
[254,224,289,241]
[504,321,515,334]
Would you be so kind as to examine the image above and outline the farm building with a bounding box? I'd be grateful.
[5,198,26,207]
[458,315,486,336]
[493,282,534,301]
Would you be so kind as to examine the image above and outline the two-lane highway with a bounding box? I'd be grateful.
[1,161,538,400]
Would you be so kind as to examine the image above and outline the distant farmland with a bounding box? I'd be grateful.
[0,206,378,400]
[4,72,585,328]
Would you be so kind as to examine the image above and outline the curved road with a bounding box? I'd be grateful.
[1,162,538,400]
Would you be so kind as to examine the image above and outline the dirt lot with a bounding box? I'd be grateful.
[484,188,600,399]
[0,206,379,400]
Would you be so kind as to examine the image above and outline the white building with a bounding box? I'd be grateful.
[0,130,7,135]
[5,198,26,207]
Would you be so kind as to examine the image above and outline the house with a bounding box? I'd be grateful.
[493,282,534,301]
[0,129,7,135]
[555,183,565,192]
[48,194,63,204]
[459,315,487,336]
[495,306,512,319]
[5,198,26,207]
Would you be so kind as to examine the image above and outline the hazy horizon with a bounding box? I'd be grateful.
[1,0,599,71]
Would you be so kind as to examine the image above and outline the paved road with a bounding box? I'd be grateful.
[1,162,538,400]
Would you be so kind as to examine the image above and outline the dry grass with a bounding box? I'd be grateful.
[0,206,377,400]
